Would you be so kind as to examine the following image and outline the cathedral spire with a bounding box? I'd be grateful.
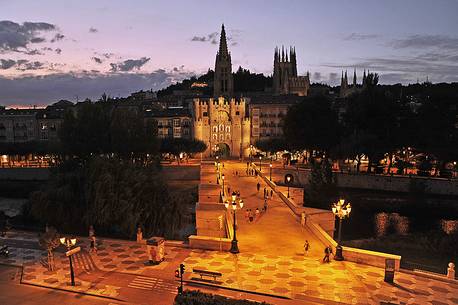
[218,24,229,57]
[353,68,357,86]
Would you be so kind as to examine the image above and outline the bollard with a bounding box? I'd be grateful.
[447,262,455,279]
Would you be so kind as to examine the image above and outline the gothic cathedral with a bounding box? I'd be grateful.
[193,24,250,158]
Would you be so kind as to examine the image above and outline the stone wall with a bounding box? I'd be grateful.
[272,167,458,196]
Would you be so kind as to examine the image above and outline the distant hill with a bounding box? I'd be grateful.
[157,67,272,97]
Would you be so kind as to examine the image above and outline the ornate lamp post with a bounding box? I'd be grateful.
[225,191,244,254]
[269,163,273,181]
[331,199,352,261]
[60,237,77,286]
[286,175,291,198]
[222,174,225,196]
[259,156,262,172]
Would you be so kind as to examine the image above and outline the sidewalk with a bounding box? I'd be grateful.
[187,160,458,305]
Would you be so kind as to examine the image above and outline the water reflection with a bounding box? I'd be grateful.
[375,212,457,237]
[374,212,409,236]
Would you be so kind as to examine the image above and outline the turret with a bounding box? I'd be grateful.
[353,69,357,86]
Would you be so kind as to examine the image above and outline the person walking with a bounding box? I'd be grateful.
[255,208,260,221]
[90,235,97,253]
[270,189,273,198]
[248,209,254,223]
[323,246,330,263]
[304,240,310,256]
[227,186,231,195]
[263,198,268,212]
[256,182,260,193]
[263,188,266,198]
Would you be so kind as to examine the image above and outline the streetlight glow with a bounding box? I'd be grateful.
[331,198,352,261]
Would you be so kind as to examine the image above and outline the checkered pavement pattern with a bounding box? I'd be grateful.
[19,250,121,298]
[183,249,458,305]
[88,239,180,274]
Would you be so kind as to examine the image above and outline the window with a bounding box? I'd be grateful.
[219,124,224,132]
[226,134,230,140]
[236,111,240,116]
[212,134,217,140]
[226,126,230,133]
[213,126,218,133]
[219,134,224,141]
[203,112,208,117]
[173,119,180,127]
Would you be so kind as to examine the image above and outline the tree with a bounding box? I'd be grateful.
[283,95,340,156]
[160,138,207,162]
[38,227,60,271]
[343,73,400,173]
[110,108,158,161]
[255,138,288,157]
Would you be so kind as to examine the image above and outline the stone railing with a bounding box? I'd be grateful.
[253,163,402,270]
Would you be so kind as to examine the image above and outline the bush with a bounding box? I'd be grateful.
[175,290,272,305]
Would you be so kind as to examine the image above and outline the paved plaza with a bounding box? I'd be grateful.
[1,160,457,305]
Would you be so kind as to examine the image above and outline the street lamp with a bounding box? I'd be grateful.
[269,163,273,181]
[224,191,244,254]
[60,237,77,286]
[259,156,262,172]
[286,175,291,198]
[222,174,225,196]
[331,199,352,261]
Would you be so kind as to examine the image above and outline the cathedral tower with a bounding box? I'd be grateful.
[214,24,234,97]
[273,46,309,96]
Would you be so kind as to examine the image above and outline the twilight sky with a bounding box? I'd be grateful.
[1,0,458,106]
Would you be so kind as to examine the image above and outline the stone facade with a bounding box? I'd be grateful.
[273,46,310,96]
[193,97,250,158]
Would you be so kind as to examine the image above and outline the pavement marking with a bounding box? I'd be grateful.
[127,276,177,293]
[128,276,159,290]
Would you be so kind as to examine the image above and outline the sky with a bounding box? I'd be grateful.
[1,0,458,107]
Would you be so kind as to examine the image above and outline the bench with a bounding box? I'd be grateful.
[192,268,222,282]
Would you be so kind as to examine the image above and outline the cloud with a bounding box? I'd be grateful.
[110,57,150,72]
[191,32,218,44]
[50,33,64,43]
[191,29,240,45]
[343,33,380,41]
[92,57,103,64]
[0,69,196,106]
[89,27,98,33]
[0,59,16,69]
[0,20,60,53]
[312,72,322,81]
[0,59,45,71]
[390,34,458,50]
[323,52,458,84]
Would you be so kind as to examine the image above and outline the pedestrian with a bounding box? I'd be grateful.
[263,188,266,198]
[323,246,329,263]
[263,198,267,212]
[248,209,254,222]
[255,171,258,177]
[304,240,310,256]
[90,235,97,253]
[255,208,260,220]
[89,225,95,238]
[235,170,238,176]
[136,226,143,243]
[256,182,260,192]
[270,189,273,198]
[222,162,224,168]
[227,186,231,194]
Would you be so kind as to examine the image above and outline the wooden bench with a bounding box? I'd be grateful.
[192,268,222,282]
